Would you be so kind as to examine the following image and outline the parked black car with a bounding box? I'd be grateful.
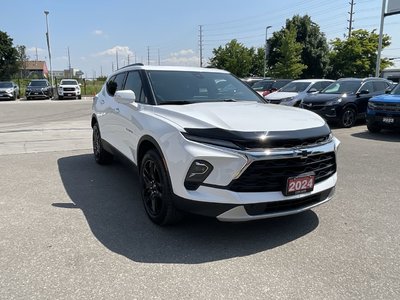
[25,79,53,100]
[300,78,391,127]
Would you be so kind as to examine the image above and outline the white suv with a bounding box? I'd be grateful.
[57,79,81,100]
[91,64,340,225]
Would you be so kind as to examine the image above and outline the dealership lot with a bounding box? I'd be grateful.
[0,99,399,299]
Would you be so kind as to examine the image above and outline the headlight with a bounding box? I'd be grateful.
[6,88,13,93]
[182,132,241,150]
[326,98,342,106]
[368,102,377,110]
[280,96,294,102]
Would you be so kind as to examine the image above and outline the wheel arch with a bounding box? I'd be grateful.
[91,114,98,128]
[137,135,168,172]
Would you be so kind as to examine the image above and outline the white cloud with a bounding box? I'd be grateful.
[94,46,134,57]
[162,49,199,66]
[93,29,103,36]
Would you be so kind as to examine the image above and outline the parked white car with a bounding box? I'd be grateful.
[91,64,340,225]
[57,79,81,100]
[265,79,334,106]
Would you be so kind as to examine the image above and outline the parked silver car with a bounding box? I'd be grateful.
[265,79,334,106]
[0,81,20,100]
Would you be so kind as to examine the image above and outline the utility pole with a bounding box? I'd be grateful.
[67,47,71,77]
[44,11,53,89]
[116,50,119,69]
[347,0,355,38]
[100,65,103,77]
[35,48,38,61]
[127,54,130,65]
[147,46,150,65]
[376,0,387,77]
[264,26,272,78]
[112,62,114,73]
[199,25,203,67]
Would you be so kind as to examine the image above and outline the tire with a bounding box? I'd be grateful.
[140,149,182,225]
[92,123,113,164]
[59,95,63,100]
[340,107,357,128]
[367,123,381,133]
[12,92,17,100]
[78,95,82,100]
[26,96,30,100]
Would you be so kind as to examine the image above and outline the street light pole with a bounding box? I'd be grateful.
[44,11,53,90]
[264,26,272,78]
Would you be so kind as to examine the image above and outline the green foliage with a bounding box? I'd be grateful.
[328,29,393,78]
[0,31,19,80]
[209,40,263,77]
[268,15,330,78]
[269,26,307,79]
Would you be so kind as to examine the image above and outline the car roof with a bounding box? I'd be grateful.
[291,79,334,83]
[337,77,388,82]
[113,64,230,75]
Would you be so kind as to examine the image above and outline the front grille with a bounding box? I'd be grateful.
[228,152,336,192]
[63,87,75,91]
[373,102,400,112]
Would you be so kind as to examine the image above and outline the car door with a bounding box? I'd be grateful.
[101,73,127,148]
[357,81,375,115]
[114,70,147,162]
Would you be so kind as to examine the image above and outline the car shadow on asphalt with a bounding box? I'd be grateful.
[351,129,400,142]
[56,154,319,264]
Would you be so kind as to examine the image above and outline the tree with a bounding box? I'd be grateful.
[0,31,19,80]
[269,26,307,79]
[16,45,30,78]
[328,29,393,78]
[268,15,330,78]
[209,40,254,78]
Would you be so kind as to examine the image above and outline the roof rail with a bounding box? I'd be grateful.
[118,63,144,70]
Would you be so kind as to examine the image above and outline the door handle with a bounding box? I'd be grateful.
[100,99,105,104]
[114,107,120,113]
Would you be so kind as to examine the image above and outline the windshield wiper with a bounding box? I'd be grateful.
[158,100,194,105]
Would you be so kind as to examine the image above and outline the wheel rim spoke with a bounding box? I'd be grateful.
[142,159,163,216]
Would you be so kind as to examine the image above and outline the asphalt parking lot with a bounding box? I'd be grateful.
[0,99,399,299]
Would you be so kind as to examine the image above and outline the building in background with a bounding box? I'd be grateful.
[21,61,48,78]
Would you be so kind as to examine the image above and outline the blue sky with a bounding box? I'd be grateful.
[1,0,399,78]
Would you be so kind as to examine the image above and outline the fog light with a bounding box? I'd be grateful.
[184,160,213,190]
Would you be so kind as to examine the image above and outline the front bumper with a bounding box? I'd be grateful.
[26,90,51,98]
[0,92,14,99]
[367,110,400,129]
[164,132,340,221]
[301,104,341,121]
[58,89,81,98]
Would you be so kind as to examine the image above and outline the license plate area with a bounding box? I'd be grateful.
[382,117,394,124]
[285,173,315,196]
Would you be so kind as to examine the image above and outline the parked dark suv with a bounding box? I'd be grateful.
[300,78,391,127]
[25,79,53,100]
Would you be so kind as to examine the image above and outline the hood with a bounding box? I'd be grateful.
[370,94,400,103]
[302,93,345,103]
[153,101,325,132]
[59,84,79,88]
[265,91,299,100]
[0,88,13,92]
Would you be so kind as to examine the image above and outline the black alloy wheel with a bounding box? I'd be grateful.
[140,150,181,225]
[92,123,113,164]
[340,107,357,128]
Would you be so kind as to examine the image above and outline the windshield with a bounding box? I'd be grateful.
[61,80,78,85]
[391,84,400,95]
[147,71,262,104]
[0,82,13,88]
[29,81,48,87]
[280,82,310,93]
[252,80,273,91]
[321,81,361,94]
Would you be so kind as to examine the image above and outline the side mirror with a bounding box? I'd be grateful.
[308,88,318,93]
[385,89,391,94]
[114,90,136,104]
